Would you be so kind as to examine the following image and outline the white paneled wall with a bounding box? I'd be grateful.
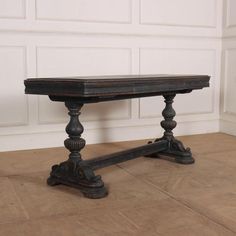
[221,1,236,135]
[0,0,25,18]
[36,0,132,23]
[139,48,216,117]
[0,46,27,126]
[0,0,223,151]
[36,47,132,124]
[140,0,216,27]
[224,0,236,28]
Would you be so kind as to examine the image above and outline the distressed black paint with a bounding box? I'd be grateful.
[24,74,210,198]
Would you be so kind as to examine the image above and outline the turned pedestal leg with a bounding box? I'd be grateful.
[47,101,108,198]
[147,94,194,164]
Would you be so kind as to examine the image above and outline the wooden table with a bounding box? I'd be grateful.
[24,74,210,199]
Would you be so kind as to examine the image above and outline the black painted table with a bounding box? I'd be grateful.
[24,74,210,199]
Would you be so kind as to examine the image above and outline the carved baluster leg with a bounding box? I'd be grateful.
[147,94,194,164]
[47,101,108,199]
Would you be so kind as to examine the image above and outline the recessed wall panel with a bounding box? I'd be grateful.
[140,0,216,27]
[139,48,215,118]
[37,47,132,124]
[226,0,236,27]
[0,46,27,126]
[224,49,236,114]
[0,0,25,18]
[36,0,131,23]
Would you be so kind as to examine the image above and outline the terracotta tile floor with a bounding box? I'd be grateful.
[0,133,236,235]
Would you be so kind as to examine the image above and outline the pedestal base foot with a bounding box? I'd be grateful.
[47,161,108,199]
[146,137,194,165]
[174,155,194,164]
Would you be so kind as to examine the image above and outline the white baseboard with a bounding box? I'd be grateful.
[220,119,236,136]
[0,119,219,152]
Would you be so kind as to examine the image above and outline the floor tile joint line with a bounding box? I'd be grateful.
[117,164,236,235]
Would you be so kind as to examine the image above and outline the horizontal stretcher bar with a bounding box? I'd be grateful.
[84,140,168,170]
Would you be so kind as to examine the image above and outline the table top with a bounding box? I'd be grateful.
[24,74,210,102]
